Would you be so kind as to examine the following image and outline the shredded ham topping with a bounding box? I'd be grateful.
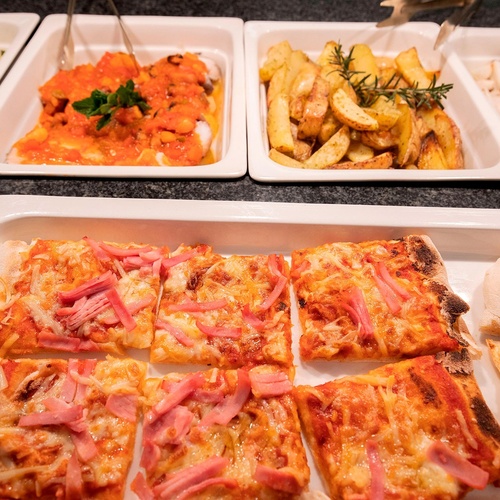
[366,439,385,500]
[426,440,489,489]
[58,270,118,304]
[196,320,242,338]
[105,393,138,422]
[341,286,374,340]
[156,319,194,347]
[249,370,293,398]
[254,464,301,494]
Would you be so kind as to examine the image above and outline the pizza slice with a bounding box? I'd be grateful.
[150,243,294,368]
[132,364,310,498]
[0,356,147,499]
[0,237,168,355]
[294,350,500,499]
[291,234,475,361]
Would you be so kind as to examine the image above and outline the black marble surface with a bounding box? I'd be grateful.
[1,0,500,208]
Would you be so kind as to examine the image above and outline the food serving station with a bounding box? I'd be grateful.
[1,0,500,499]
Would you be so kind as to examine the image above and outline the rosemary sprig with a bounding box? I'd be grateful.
[329,44,453,110]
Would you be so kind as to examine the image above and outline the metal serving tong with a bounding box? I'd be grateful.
[57,0,137,71]
[378,0,482,48]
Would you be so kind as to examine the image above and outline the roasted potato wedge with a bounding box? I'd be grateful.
[317,41,340,67]
[267,92,294,155]
[346,140,375,162]
[395,103,421,167]
[260,40,293,82]
[365,97,401,130]
[395,47,432,88]
[302,125,350,169]
[417,131,448,170]
[289,62,320,120]
[349,43,379,86]
[298,76,330,139]
[267,64,289,106]
[330,88,379,131]
[332,151,393,169]
[269,148,305,168]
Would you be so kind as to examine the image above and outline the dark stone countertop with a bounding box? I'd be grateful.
[1,0,500,208]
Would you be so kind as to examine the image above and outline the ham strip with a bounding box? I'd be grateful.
[98,242,153,258]
[37,331,82,352]
[84,236,111,261]
[366,439,385,500]
[18,405,83,427]
[102,294,155,326]
[341,286,374,340]
[372,271,402,314]
[196,320,242,339]
[147,372,205,424]
[71,427,98,463]
[254,464,302,494]
[427,440,489,489]
[105,288,137,331]
[198,369,251,427]
[65,293,110,330]
[249,370,292,398]
[65,451,83,500]
[105,393,138,422]
[176,477,238,500]
[242,304,265,331]
[143,405,194,447]
[152,456,229,499]
[131,472,155,500]
[58,270,117,304]
[42,398,86,433]
[73,359,97,403]
[374,261,411,300]
[140,441,161,472]
[156,319,194,347]
[160,244,209,272]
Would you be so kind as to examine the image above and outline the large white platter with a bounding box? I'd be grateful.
[244,21,500,182]
[1,195,499,498]
[0,15,246,179]
[0,13,39,81]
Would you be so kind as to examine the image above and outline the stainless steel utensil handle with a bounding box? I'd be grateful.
[57,0,76,70]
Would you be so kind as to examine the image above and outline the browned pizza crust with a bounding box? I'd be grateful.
[294,350,500,499]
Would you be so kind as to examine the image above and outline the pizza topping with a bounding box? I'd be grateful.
[102,293,155,325]
[65,451,83,499]
[18,404,83,427]
[254,464,303,494]
[148,372,205,423]
[37,330,99,352]
[372,260,411,300]
[144,404,194,448]
[105,287,137,331]
[62,292,111,330]
[105,393,138,422]
[70,425,99,462]
[196,320,242,338]
[176,477,239,500]
[366,439,385,500]
[58,270,118,304]
[426,440,489,489]
[198,369,251,427]
[167,297,228,312]
[341,286,374,339]
[372,268,403,314]
[242,304,265,330]
[249,369,293,398]
[98,242,153,258]
[131,472,155,500]
[152,456,230,499]
[258,255,288,311]
[156,319,195,347]
[140,441,162,472]
[161,245,208,272]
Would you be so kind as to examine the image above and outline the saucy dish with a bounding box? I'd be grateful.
[7,52,222,166]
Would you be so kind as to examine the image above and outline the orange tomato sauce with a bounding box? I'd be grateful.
[9,52,222,166]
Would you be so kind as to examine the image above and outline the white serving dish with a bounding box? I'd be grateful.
[447,27,500,114]
[0,14,246,179]
[0,13,39,81]
[1,194,499,498]
[244,21,500,182]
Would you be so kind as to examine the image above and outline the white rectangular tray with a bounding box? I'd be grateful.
[0,13,39,81]
[244,21,500,182]
[1,195,499,498]
[0,15,246,179]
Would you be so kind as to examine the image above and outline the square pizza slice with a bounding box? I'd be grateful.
[0,356,147,499]
[151,243,294,368]
[291,234,475,361]
[132,365,310,499]
[294,350,500,499]
[0,237,168,355]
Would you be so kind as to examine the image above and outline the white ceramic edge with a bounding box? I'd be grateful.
[1,194,498,230]
[244,21,500,183]
[0,13,40,80]
[0,14,247,179]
